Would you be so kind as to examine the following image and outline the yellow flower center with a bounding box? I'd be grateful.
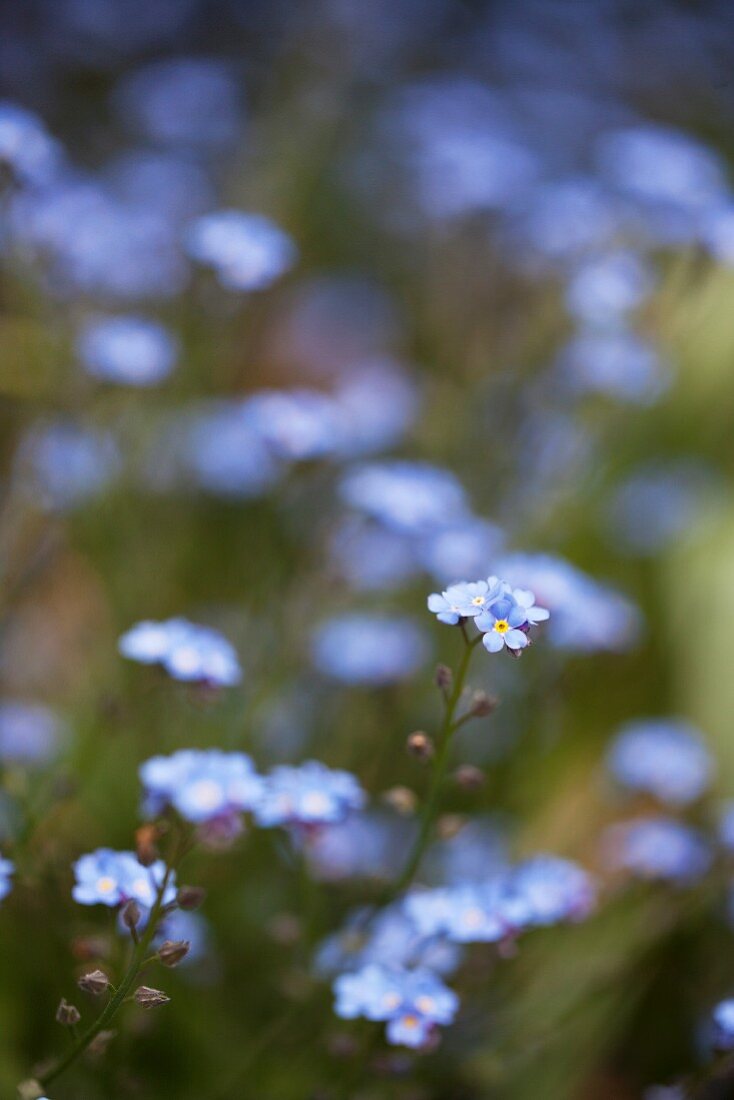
[401,1014,420,1029]
[415,995,436,1014]
[471,595,485,606]
[97,876,116,894]
[493,619,510,634]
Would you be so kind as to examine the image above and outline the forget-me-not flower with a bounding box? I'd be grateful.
[333,963,459,1049]
[119,618,242,687]
[140,749,263,824]
[72,849,176,909]
[254,761,365,829]
[606,720,712,806]
[77,314,177,386]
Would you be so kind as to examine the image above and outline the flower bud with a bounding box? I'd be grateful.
[77,969,110,995]
[134,985,170,1009]
[406,731,434,760]
[18,1080,45,1100]
[88,1029,116,1057]
[453,764,485,791]
[437,813,466,839]
[382,786,417,816]
[469,690,498,717]
[121,899,141,931]
[434,664,453,692]
[56,998,81,1026]
[135,823,162,867]
[176,884,206,911]
[157,940,190,967]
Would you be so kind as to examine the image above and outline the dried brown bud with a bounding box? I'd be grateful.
[87,1029,117,1057]
[382,786,417,816]
[134,986,170,1009]
[468,690,498,717]
[176,884,206,911]
[406,731,434,760]
[135,823,162,867]
[157,940,190,967]
[434,664,453,692]
[268,912,302,945]
[453,764,485,791]
[56,998,81,1027]
[121,899,141,931]
[77,969,110,996]
[436,813,466,840]
[71,934,110,962]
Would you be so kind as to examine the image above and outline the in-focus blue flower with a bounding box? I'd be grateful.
[0,701,63,766]
[603,818,712,884]
[427,578,500,625]
[475,587,546,654]
[119,618,242,687]
[311,614,429,685]
[606,720,712,806]
[186,210,297,292]
[0,100,63,186]
[333,963,458,1048]
[254,761,365,829]
[77,314,177,386]
[0,857,14,902]
[339,461,469,535]
[712,999,734,1049]
[140,749,263,824]
[72,849,176,909]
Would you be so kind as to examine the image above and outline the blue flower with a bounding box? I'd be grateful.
[475,590,537,654]
[243,390,341,460]
[77,314,177,386]
[339,461,469,535]
[333,964,458,1049]
[0,857,15,902]
[606,720,712,806]
[72,849,176,909]
[316,903,460,978]
[186,210,297,292]
[509,855,596,926]
[140,749,263,823]
[16,421,121,511]
[712,999,734,1049]
[0,701,63,766]
[427,578,502,625]
[603,818,712,884]
[311,614,429,685]
[0,100,62,186]
[557,329,668,405]
[119,618,242,687]
[254,761,365,829]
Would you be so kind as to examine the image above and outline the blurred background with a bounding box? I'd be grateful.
[2,1,734,1097]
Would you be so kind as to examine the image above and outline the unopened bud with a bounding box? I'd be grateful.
[18,1080,45,1100]
[268,912,302,945]
[382,786,417,816]
[434,664,453,692]
[453,764,485,791]
[87,1029,116,1057]
[176,885,206,911]
[158,940,190,967]
[437,813,466,839]
[134,985,170,1009]
[77,969,110,996]
[56,998,81,1026]
[135,823,162,866]
[121,899,141,931]
[71,934,110,961]
[469,690,498,717]
[406,731,434,760]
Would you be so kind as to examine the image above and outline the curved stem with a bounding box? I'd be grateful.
[37,864,174,1089]
[384,628,481,902]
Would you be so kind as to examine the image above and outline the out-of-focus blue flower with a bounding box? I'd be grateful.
[497,553,641,654]
[506,177,622,265]
[0,701,63,766]
[113,57,244,150]
[328,518,417,592]
[339,461,469,535]
[72,849,176,908]
[0,857,14,901]
[77,315,177,386]
[427,578,502,625]
[333,963,458,1048]
[254,761,365,829]
[155,908,210,967]
[16,421,120,510]
[603,818,712,884]
[565,251,654,326]
[330,360,420,457]
[557,329,669,405]
[311,614,429,685]
[119,618,242,687]
[243,390,341,460]
[604,462,717,556]
[418,518,505,586]
[606,720,712,806]
[510,855,596,926]
[0,101,62,186]
[720,803,734,852]
[140,749,263,823]
[307,811,408,882]
[104,150,214,224]
[11,177,188,301]
[186,210,296,292]
[712,999,734,1049]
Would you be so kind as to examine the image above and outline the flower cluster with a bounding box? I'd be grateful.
[334,964,459,1049]
[72,849,176,911]
[428,576,549,654]
[118,618,242,687]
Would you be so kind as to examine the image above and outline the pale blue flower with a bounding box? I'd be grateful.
[475,592,532,653]
[603,818,711,884]
[186,210,296,292]
[333,963,458,1049]
[140,749,263,823]
[254,761,365,828]
[119,618,242,687]
[0,100,62,185]
[0,857,14,902]
[72,849,176,909]
[0,701,63,765]
[311,614,429,685]
[77,314,177,386]
[339,461,469,535]
[713,999,734,1049]
[607,720,712,806]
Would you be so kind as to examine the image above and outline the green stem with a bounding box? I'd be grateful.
[385,628,481,901]
[37,863,174,1089]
